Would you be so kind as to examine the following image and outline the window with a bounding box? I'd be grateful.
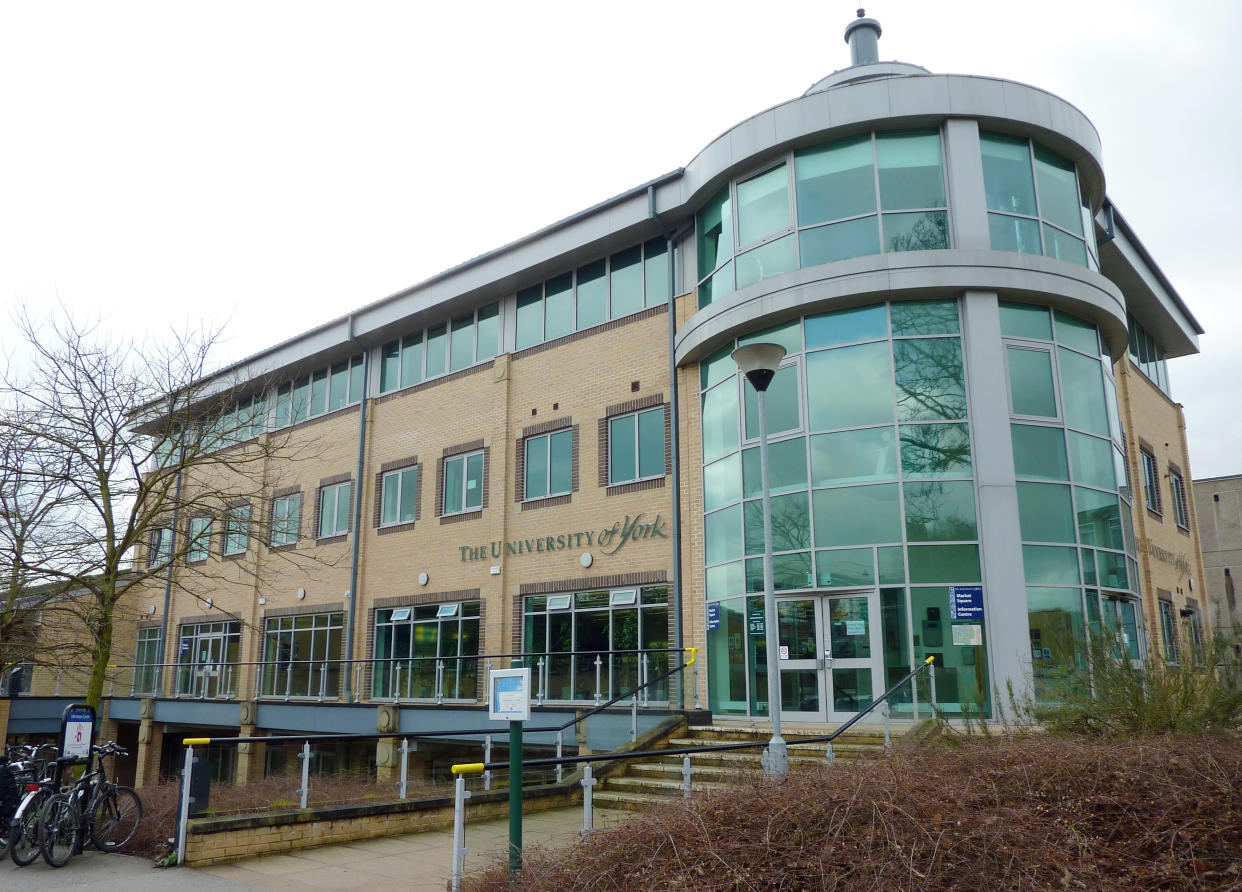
[1169,470,1190,530]
[260,612,344,699]
[378,303,501,394]
[373,601,481,700]
[381,466,419,527]
[271,493,302,547]
[0,663,32,696]
[274,355,364,426]
[318,481,352,538]
[608,407,665,485]
[1158,600,1179,664]
[187,517,212,563]
[524,430,573,501]
[148,526,173,568]
[1184,607,1206,664]
[1140,449,1161,514]
[175,621,240,698]
[223,506,250,556]
[443,451,484,515]
[134,627,161,695]
[1127,312,1171,397]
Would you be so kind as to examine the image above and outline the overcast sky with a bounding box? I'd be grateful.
[2,0,1239,478]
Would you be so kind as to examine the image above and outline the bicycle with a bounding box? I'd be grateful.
[8,768,59,867]
[38,742,142,868]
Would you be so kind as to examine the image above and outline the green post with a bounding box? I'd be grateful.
[508,718,523,880]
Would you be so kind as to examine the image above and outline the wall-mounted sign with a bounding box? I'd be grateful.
[706,602,721,632]
[1137,537,1192,576]
[488,668,531,722]
[948,585,984,621]
[952,624,983,646]
[748,605,765,636]
[458,512,667,563]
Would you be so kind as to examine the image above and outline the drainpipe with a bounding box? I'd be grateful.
[648,185,693,708]
[345,315,370,701]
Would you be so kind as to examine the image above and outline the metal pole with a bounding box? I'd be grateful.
[682,755,693,802]
[451,770,471,891]
[695,661,702,710]
[298,741,311,808]
[555,730,563,784]
[176,745,194,865]
[640,653,649,707]
[318,664,326,702]
[508,720,523,880]
[757,386,787,776]
[483,659,492,706]
[398,738,409,799]
[580,764,596,836]
[630,694,637,742]
[883,702,892,756]
[284,662,292,701]
[536,657,545,706]
[436,659,444,705]
[929,661,938,711]
[353,663,362,703]
[594,654,602,706]
[826,742,835,766]
[483,735,492,791]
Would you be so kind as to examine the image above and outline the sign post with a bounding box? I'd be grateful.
[489,664,531,881]
[60,703,96,763]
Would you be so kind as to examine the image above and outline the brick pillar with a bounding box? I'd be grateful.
[134,698,164,789]
[375,736,399,783]
[235,729,265,785]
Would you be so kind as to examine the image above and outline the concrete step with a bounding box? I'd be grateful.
[592,789,681,811]
[602,775,734,797]
[628,761,760,782]
[664,737,883,758]
[684,725,901,745]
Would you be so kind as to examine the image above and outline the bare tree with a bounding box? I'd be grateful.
[0,308,319,707]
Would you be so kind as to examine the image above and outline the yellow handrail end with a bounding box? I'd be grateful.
[684,647,698,667]
[924,656,935,665]
[451,762,485,775]
[182,737,211,746]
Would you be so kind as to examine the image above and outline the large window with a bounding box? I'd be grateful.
[523,586,670,703]
[608,407,665,486]
[270,493,301,547]
[379,302,500,394]
[1169,469,1190,530]
[273,355,365,427]
[514,239,670,351]
[187,516,211,563]
[980,132,1096,269]
[148,526,173,569]
[223,506,250,556]
[260,612,344,699]
[1158,599,1179,664]
[373,601,480,700]
[1127,312,1171,396]
[380,466,420,527]
[175,621,240,698]
[318,481,352,539]
[697,130,949,308]
[524,430,573,501]
[443,451,484,515]
[133,627,161,695]
[1140,450,1161,514]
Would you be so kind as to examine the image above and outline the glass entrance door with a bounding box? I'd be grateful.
[776,591,882,723]
[196,632,225,699]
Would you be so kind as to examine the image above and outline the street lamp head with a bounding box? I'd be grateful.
[731,343,787,393]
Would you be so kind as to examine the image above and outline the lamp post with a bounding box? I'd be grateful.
[731,342,788,777]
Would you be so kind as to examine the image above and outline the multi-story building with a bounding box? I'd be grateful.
[1,12,1210,783]
[1194,473,1242,657]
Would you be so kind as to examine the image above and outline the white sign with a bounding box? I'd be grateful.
[488,667,531,722]
[779,645,789,660]
[845,620,865,637]
[952,624,983,646]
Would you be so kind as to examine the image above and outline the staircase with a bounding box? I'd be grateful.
[592,722,904,811]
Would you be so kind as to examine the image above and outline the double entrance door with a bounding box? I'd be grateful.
[776,591,882,723]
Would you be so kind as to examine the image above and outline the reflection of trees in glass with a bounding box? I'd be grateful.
[887,212,948,252]
[893,338,966,421]
[891,299,959,336]
[900,423,970,476]
[744,492,811,555]
[903,481,976,542]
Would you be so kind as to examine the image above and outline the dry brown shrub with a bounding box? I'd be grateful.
[466,735,1242,891]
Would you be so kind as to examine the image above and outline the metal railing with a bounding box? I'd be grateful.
[101,646,701,709]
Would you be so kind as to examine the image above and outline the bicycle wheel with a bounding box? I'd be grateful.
[9,789,49,866]
[38,792,80,868]
[89,785,142,851]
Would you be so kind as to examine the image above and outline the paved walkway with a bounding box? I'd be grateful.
[198,805,633,891]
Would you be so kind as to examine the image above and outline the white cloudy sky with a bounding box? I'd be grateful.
[2,0,1240,477]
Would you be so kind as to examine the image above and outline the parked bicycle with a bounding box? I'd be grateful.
[39,742,142,868]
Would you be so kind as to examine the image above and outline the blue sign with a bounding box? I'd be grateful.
[706,603,721,632]
[949,585,984,621]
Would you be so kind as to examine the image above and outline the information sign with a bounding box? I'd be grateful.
[748,606,765,636]
[952,624,983,646]
[488,668,531,722]
[706,602,721,632]
[845,620,866,637]
[948,585,984,621]
[60,703,96,761]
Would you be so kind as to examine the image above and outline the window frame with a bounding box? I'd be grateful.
[378,302,502,394]
[522,428,574,502]
[1140,449,1162,515]
[1158,599,1179,664]
[186,516,212,564]
[223,505,251,557]
[380,465,420,528]
[442,450,485,517]
[317,480,353,540]
[371,600,482,701]
[1168,468,1190,531]
[134,627,162,695]
[270,492,302,548]
[148,526,174,569]
[607,405,667,487]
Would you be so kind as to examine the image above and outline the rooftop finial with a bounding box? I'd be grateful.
[844,9,882,66]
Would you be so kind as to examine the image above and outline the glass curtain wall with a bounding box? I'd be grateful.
[697,130,949,308]
[702,299,990,717]
[523,586,670,703]
[260,612,344,699]
[372,602,480,700]
[1000,302,1139,702]
[175,621,241,697]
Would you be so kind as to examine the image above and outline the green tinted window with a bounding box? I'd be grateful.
[706,562,743,601]
[806,341,894,430]
[1017,482,1076,543]
[999,302,1052,340]
[810,428,897,485]
[1058,348,1108,435]
[876,131,945,210]
[700,345,735,390]
[903,480,977,542]
[476,304,499,361]
[609,414,636,483]
[890,300,959,336]
[1075,487,1124,550]
[816,548,875,587]
[745,491,810,553]
[794,136,876,225]
[426,324,448,377]
[516,286,543,350]
[1068,432,1115,490]
[637,408,665,478]
[400,335,423,389]
[1053,310,1098,355]
[1007,346,1057,417]
[883,211,949,252]
[380,342,400,393]
[899,423,971,478]
[812,484,901,547]
[1022,545,1080,585]
[701,381,739,463]
[1043,224,1087,266]
[893,338,966,421]
[576,260,608,330]
[609,246,643,318]
[449,313,474,372]
[980,133,1037,216]
[878,546,905,583]
[736,164,790,246]
[805,305,887,349]
[738,320,802,356]
[705,504,743,564]
[744,365,800,439]
[742,437,808,497]
[1011,424,1068,480]
[988,214,1041,255]
[544,274,574,341]
[697,186,733,278]
[907,545,980,583]
[736,235,798,290]
[799,216,881,265]
[1033,144,1082,236]
[643,238,670,307]
[703,453,741,513]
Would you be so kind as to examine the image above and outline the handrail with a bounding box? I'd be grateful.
[452,656,933,776]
